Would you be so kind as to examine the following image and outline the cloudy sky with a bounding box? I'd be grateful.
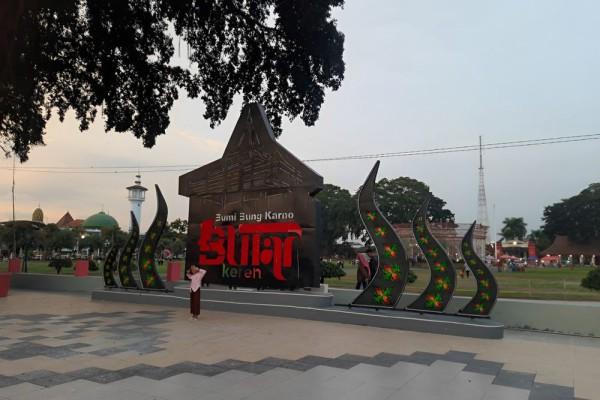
[2,0,600,240]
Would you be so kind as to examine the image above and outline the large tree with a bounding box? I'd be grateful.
[528,229,551,252]
[316,184,359,255]
[542,183,600,243]
[500,217,527,240]
[0,222,42,255]
[374,177,455,224]
[158,219,189,257]
[44,228,76,252]
[1,0,345,160]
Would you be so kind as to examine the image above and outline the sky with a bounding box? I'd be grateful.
[2,0,600,240]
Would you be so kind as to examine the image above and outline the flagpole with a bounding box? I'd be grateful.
[12,151,16,257]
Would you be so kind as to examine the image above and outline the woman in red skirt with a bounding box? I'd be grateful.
[186,265,207,320]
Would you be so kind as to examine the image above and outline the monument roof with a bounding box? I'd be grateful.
[179,103,323,198]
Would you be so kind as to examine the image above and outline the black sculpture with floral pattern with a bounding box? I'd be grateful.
[351,161,410,309]
[117,212,140,289]
[406,198,456,313]
[458,221,498,317]
[138,185,167,290]
[102,246,119,288]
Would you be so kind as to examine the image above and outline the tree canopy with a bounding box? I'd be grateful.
[374,177,455,223]
[500,217,527,240]
[315,178,455,256]
[158,219,188,257]
[316,184,359,255]
[528,229,551,252]
[542,183,600,243]
[0,0,345,160]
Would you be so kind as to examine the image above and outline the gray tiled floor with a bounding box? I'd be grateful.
[0,355,583,400]
[0,310,587,399]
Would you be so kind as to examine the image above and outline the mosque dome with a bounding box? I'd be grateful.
[82,211,119,230]
[32,207,44,223]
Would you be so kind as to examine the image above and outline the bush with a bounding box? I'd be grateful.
[89,259,99,271]
[48,258,73,271]
[321,261,346,279]
[581,268,600,290]
[408,270,417,284]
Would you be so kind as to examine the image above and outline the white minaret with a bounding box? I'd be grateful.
[127,174,147,231]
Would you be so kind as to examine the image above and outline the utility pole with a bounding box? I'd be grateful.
[493,203,497,261]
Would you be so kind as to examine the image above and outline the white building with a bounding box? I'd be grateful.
[127,174,147,231]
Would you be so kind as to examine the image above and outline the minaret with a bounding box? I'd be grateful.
[127,174,147,231]
[477,136,490,255]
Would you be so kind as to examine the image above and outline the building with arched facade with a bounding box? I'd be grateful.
[392,222,489,261]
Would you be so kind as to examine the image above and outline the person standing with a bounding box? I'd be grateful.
[367,249,378,284]
[186,265,207,320]
[356,253,371,290]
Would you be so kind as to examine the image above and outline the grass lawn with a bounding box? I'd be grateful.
[3,260,600,301]
[0,260,170,276]
[324,262,600,301]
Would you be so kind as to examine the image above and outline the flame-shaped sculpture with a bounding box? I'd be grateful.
[458,221,498,317]
[351,161,409,309]
[138,185,167,290]
[406,198,456,313]
[102,246,119,288]
[117,212,140,289]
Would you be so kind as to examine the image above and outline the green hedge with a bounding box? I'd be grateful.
[48,258,73,270]
[581,268,600,290]
[407,270,417,284]
[321,261,346,279]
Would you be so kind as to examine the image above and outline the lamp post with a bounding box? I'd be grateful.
[103,239,110,259]
[80,234,86,258]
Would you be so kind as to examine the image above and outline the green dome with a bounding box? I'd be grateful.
[82,211,119,230]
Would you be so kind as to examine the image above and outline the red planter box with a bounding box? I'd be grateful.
[0,272,11,297]
[8,258,21,274]
[74,260,89,277]
[166,261,181,282]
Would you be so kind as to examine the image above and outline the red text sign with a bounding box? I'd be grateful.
[198,219,302,281]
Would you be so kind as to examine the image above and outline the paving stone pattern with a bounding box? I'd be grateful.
[0,311,173,361]
[0,311,583,399]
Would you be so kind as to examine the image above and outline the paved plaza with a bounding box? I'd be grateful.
[0,291,598,399]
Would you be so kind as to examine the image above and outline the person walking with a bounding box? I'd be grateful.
[186,265,206,320]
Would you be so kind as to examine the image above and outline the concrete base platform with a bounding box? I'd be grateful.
[172,285,334,308]
[91,288,504,339]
